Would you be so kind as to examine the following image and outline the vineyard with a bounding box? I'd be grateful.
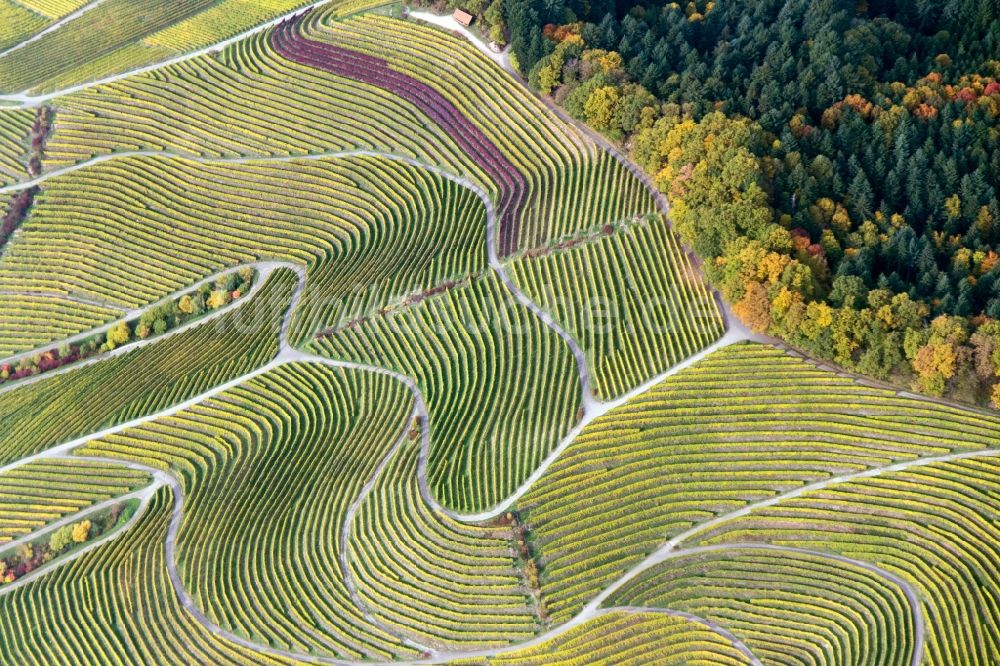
[680,456,1000,666]
[508,214,723,399]
[0,154,487,352]
[0,267,294,465]
[0,2,998,665]
[0,109,31,183]
[0,459,150,545]
[452,611,755,665]
[0,0,395,95]
[312,273,583,513]
[607,548,915,666]
[519,343,1000,625]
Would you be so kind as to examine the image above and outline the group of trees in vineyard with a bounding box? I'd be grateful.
[433,0,1000,406]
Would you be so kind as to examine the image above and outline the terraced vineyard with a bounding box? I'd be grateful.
[348,435,540,648]
[1,3,999,665]
[78,362,420,660]
[42,29,483,178]
[0,459,150,545]
[281,11,657,254]
[0,154,486,350]
[519,343,1000,624]
[508,215,723,399]
[0,2,48,53]
[0,486,301,664]
[0,109,31,183]
[681,457,1000,665]
[452,611,755,665]
[0,0,393,95]
[0,291,120,355]
[0,267,294,465]
[608,548,915,666]
[312,273,583,513]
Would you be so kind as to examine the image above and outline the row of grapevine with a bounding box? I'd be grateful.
[311,273,583,513]
[608,548,913,666]
[686,456,1000,665]
[0,109,31,184]
[349,435,539,648]
[0,458,149,545]
[0,154,485,352]
[142,0,312,53]
[0,268,295,465]
[272,14,531,257]
[508,215,723,400]
[451,611,752,665]
[0,0,395,96]
[38,12,656,256]
[519,342,1000,623]
[78,362,420,660]
[17,0,89,19]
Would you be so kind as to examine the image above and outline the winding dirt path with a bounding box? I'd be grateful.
[0,169,758,663]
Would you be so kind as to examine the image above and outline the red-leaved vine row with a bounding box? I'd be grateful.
[0,187,37,252]
[271,14,526,256]
[0,106,49,255]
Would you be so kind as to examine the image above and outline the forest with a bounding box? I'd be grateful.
[425,0,1000,405]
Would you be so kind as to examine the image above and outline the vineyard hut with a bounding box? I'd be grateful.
[453,9,473,26]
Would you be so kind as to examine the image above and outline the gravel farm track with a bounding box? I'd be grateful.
[0,7,985,664]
